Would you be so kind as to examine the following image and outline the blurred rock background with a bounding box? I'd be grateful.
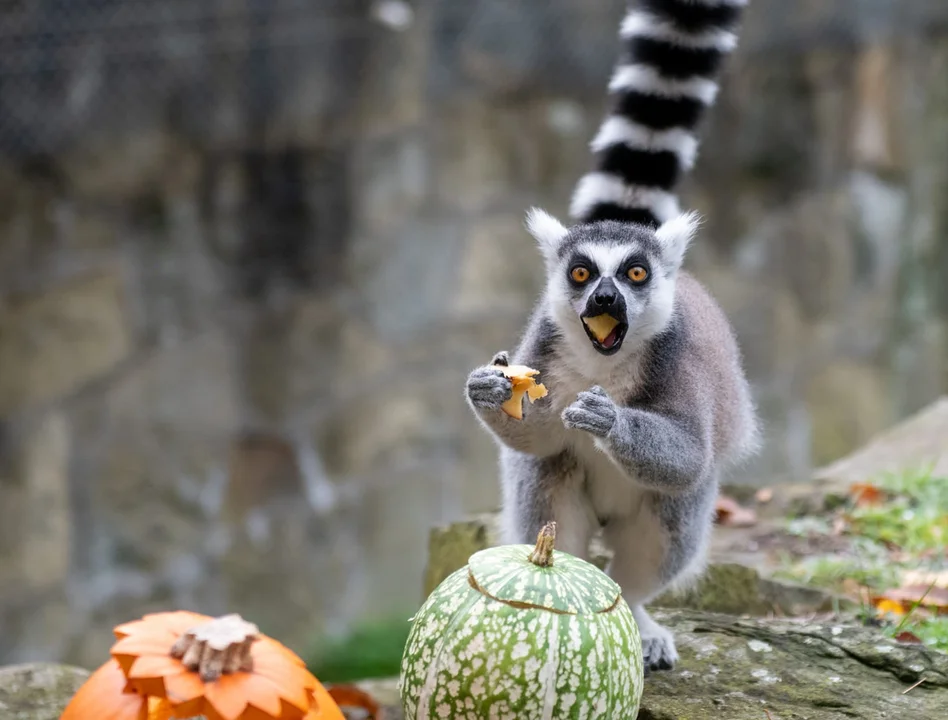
[0,0,946,668]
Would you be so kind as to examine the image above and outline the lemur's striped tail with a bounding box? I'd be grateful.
[570,0,747,228]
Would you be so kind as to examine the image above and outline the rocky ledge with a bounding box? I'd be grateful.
[352,608,947,719]
[0,663,91,720]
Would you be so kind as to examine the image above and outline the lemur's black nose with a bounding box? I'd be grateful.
[593,279,618,307]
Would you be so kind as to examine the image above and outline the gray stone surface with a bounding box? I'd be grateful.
[361,611,948,720]
[0,663,90,720]
[814,396,948,483]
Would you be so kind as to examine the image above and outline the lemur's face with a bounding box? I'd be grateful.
[525,208,698,356]
[558,244,657,355]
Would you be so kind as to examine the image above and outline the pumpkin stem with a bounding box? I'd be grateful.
[170,614,259,682]
[528,521,556,567]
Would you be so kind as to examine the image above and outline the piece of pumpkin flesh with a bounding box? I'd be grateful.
[583,313,620,343]
[495,364,548,420]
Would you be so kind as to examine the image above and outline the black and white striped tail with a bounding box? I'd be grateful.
[570,0,747,228]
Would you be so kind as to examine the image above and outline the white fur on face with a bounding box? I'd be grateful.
[547,240,680,366]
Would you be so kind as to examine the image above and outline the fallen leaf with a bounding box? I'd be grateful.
[874,584,948,614]
[755,488,774,504]
[849,482,884,507]
[714,496,758,527]
[894,631,923,644]
[874,599,906,618]
[327,684,383,720]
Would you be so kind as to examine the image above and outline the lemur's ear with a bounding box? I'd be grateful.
[525,207,569,259]
[654,210,701,268]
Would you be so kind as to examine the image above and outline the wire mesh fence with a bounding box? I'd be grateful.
[0,0,388,158]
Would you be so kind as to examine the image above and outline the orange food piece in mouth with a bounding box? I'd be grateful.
[495,364,548,420]
[583,314,620,343]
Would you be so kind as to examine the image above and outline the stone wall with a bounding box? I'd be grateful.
[0,0,947,665]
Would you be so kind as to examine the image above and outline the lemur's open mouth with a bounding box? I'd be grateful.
[581,313,628,355]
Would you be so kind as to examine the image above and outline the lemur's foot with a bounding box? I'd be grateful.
[632,605,679,673]
[465,355,513,411]
[641,625,678,673]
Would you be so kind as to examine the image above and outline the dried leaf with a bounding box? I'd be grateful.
[875,584,948,614]
[327,685,383,720]
[714,496,758,527]
[755,488,774,504]
[894,631,923,644]
[874,599,906,617]
[849,482,884,507]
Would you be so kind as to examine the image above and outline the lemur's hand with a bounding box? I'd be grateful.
[465,352,513,411]
[562,386,617,437]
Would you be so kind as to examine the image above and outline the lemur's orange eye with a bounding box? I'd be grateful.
[570,266,590,283]
[627,266,649,283]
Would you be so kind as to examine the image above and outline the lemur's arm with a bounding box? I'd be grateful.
[466,351,564,458]
[562,386,711,494]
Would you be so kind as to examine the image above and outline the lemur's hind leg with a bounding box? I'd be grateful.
[602,499,707,673]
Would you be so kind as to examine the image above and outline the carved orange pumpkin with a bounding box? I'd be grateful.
[57,659,167,720]
[60,611,346,720]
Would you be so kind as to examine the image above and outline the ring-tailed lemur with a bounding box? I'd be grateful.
[465,0,759,672]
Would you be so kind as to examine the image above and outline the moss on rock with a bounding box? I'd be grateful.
[653,562,856,616]
[422,516,492,597]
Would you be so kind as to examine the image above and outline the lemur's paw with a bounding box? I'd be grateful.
[466,365,513,411]
[491,351,510,367]
[561,385,616,437]
[641,624,679,674]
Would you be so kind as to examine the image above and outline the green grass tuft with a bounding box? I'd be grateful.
[774,553,900,593]
[846,466,948,553]
[776,466,948,652]
[909,616,948,649]
[305,617,412,683]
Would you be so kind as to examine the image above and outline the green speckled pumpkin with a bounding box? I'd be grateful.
[398,522,644,720]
